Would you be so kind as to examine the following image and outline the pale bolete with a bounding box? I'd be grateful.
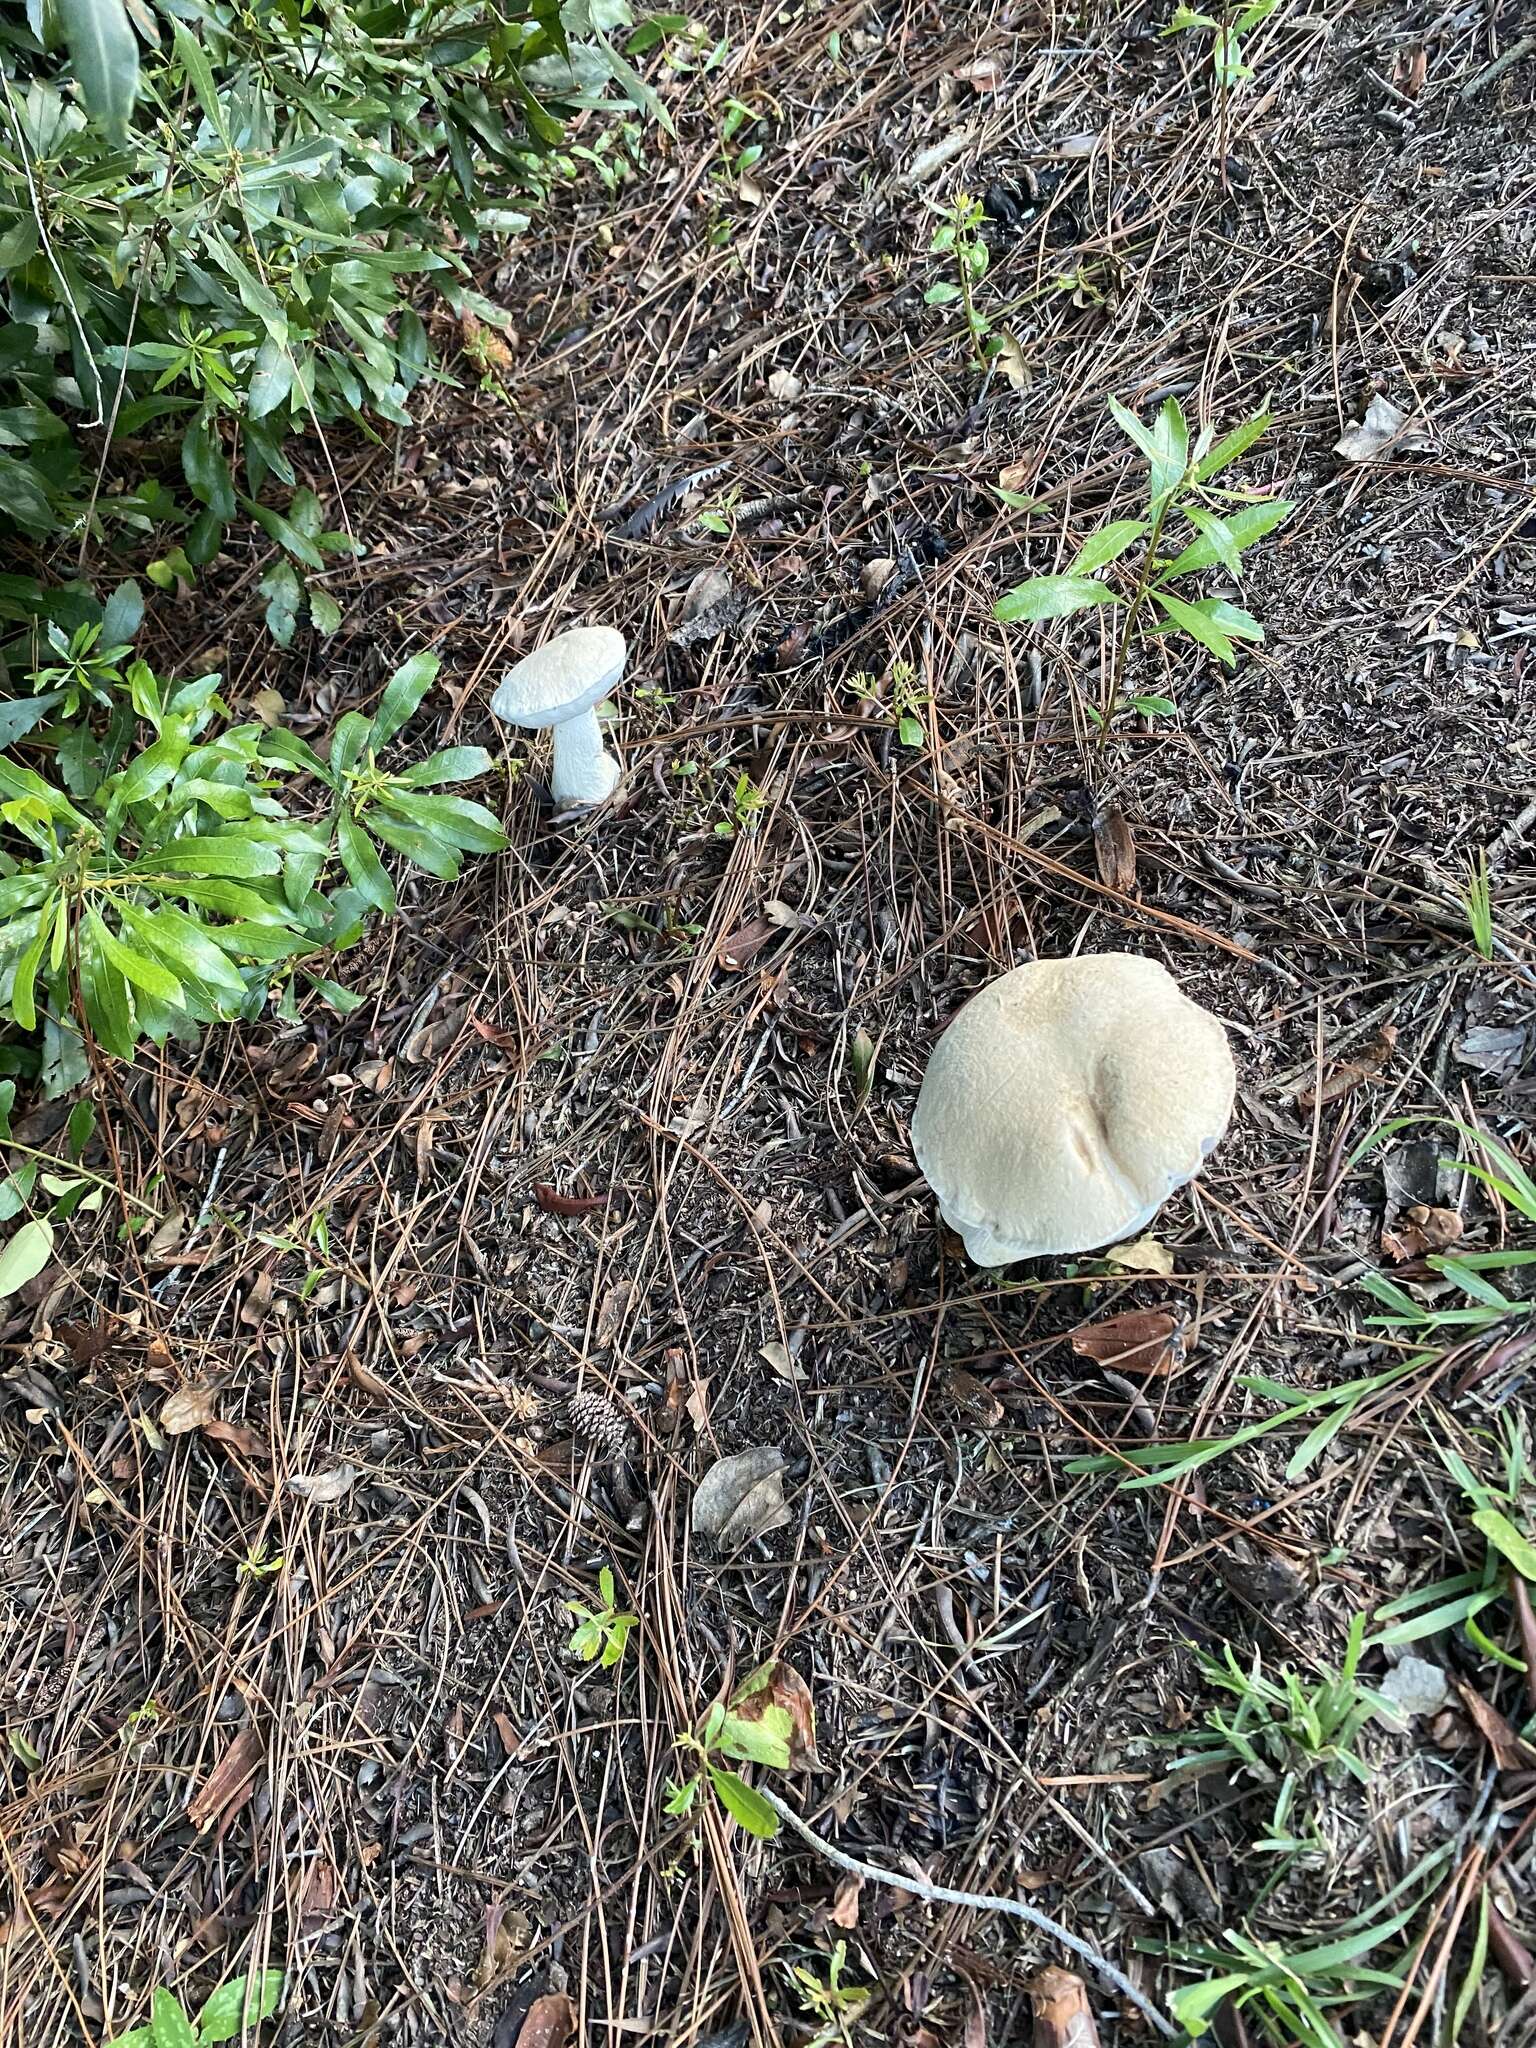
[910,953,1235,1265]
[492,625,625,806]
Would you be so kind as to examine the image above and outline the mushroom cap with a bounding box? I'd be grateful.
[491,626,626,730]
[910,954,1235,1265]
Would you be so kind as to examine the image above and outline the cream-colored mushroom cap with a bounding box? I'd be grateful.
[910,954,1235,1265]
[492,626,625,729]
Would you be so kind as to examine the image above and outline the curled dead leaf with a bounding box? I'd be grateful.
[1297,1023,1397,1109]
[732,1657,821,1769]
[1027,1967,1100,2048]
[830,1873,862,1928]
[1383,1203,1464,1262]
[1069,1308,1185,1377]
[691,1446,790,1551]
[1456,1680,1536,1771]
[512,1991,576,2048]
[1092,806,1137,896]
[534,1182,610,1218]
[288,1464,358,1505]
[160,1383,218,1435]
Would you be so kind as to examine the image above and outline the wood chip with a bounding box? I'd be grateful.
[1069,1308,1185,1376]
[187,1725,264,1831]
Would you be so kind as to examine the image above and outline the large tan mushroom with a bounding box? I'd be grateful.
[910,954,1235,1265]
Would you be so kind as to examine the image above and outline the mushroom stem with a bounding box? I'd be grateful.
[549,707,618,806]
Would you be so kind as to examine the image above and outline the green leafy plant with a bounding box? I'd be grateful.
[236,1542,286,1583]
[787,1942,871,2048]
[994,398,1293,717]
[0,0,679,647]
[1164,0,1279,95]
[926,190,993,372]
[0,1082,108,1296]
[1460,846,1495,960]
[0,647,506,1092]
[1172,1613,1386,1788]
[107,1971,284,2048]
[715,770,764,839]
[566,1565,638,1668]
[1167,1910,1413,2048]
[1372,1409,1534,1672]
[853,658,928,748]
[663,1670,794,1840]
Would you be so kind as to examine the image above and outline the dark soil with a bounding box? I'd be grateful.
[4,3,1535,2046]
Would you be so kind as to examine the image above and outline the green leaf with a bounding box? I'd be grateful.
[140,837,283,878]
[149,1987,197,2048]
[376,791,506,854]
[707,1765,780,1839]
[1158,499,1293,578]
[592,24,677,138]
[337,811,396,915]
[1151,589,1241,666]
[1148,396,1190,503]
[395,747,494,787]
[197,1971,284,2043]
[1473,1507,1536,1583]
[329,713,373,778]
[248,337,294,420]
[1193,409,1271,481]
[182,420,235,522]
[67,1098,96,1161]
[259,560,302,648]
[80,924,137,1060]
[59,0,139,141]
[370,652,440,749]
[9,911,51,1032]
[716,1703,792,1769]
[1069,519,1146,575]
[103,2031,154,2048]
[361,810,462,881]
[169,20,230,144]
[87,909,184,1006]
[116,902,246,999]
[308,588,343,636]
[993,575,1120,623]
[1169,1975,1250,2034]
[1182,506,1243,578]
[924,282,962,305]
[102,579,144,646]
[0,1216,54,1299]
[245,499,324,570]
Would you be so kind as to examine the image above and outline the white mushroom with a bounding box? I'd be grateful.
[492,625,625,806]
[910,953,1235,1264]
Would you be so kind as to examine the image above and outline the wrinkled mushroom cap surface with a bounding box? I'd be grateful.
[910,954,1235,1264]
[492,626,626,730]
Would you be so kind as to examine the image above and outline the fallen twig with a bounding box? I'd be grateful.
[758,1787,1177,2038]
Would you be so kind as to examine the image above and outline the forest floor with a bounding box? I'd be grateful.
[4,2,1536,2046]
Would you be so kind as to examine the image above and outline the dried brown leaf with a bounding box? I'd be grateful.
[202,1417,268,1460]
[1069,1309,1184,1377]
[160,1383,218,1435]
[534,1183,609,1217]
[288,1464,359,1506]
[1456,1680,1536,1770]
[942,1365,1004,1426]
[1103,1235,1174,1276]
[1092,806,1136,895]
[1297,1023,1398,1109]
[717,918,778,973]
[829,1873,862,1928]
[1027,1967,1100,2048]
[187,1725,264,1831]
[733,1658,820,1769]
[691,1446,790,1551]
[513,1992,576,2048]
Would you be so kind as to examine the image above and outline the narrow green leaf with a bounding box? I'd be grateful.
[1069,519,1146,575]
[308,588,343,636]
[59,0,139,140]
[370,652,439,750]
[9,912,50,1032]
[182,419,235,521]
[169,20,230,144]
[994,575,1120,624]
[248,337,294,419]
[1158,499,1293,579]
[1183,506,1243,578]
[87,909,184,1006]
[139,837,282,878]
[1193,409,1271,481]
[1152,588,1238,666]
[245,498,324,570]
[337,810,396,914]
[377,791,506,854]
[0,1216,54,1299]
[115,902,246,998]
[396,747,494,787]
[1473,1507,1536,1583]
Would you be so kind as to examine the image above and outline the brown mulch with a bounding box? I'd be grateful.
[4,3,1535,2046]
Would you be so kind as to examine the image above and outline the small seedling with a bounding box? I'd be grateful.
[852,659,929,747]
[565,1566,638,1669]
[1085,691,1180,730]
[1164,0,1279,95]
[787,1942,871,2048]
[1171,1613,1387,1787]
[1166,1906,1415,2047]
[237,1543,285,1583]
[715,771,765,838]
[664,1679,794,1839]
[1460,847,1495,959]
[994,397,1293,718]
[107,1972,284,2048]
[927,191,993,372]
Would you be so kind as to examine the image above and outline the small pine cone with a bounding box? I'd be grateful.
[570,1388,631,1455]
